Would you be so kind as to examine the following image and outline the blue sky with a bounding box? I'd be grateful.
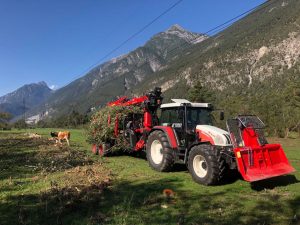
[0,0,265,96]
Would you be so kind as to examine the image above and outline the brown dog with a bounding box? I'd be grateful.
[50,131,71,146]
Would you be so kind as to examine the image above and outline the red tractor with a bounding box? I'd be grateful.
[92,87,295,185]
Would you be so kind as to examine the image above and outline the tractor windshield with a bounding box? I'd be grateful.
[186,107,213,127]
[159,107,213,128]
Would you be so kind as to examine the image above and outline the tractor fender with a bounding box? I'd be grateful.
[188,142,211,151]
[184,142,211,163]
[150,126,179,149]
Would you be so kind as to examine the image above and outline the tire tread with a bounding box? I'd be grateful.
[146,130,175,172]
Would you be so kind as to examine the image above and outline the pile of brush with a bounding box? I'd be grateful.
[86,105,143,153]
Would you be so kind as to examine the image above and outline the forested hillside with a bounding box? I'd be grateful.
[133,0,300,136]
[28,25,206,118]
[25,0,300,136]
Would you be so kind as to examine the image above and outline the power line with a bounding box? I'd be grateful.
[205,2,266,35]
[70,0,184,83]
[67,0,275,88]
[160,0,279,87]
[80,0,277,109]
[97,0,184,63]
[164,0,277,60]
[130,0,278,92]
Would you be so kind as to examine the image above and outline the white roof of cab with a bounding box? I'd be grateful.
[160,99,211,108]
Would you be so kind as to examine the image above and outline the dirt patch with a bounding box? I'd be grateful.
[23,164,113,225]
[0,133,113,225]
[15,164,112,225]
[39,164,112,214]
[35,144,94,172]
[51,164,112,191]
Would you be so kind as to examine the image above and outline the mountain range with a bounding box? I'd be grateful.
[25,24,207,118]
[0,82,52,119]
[1,0,299,133]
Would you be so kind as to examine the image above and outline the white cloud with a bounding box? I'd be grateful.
[50,85,58,90]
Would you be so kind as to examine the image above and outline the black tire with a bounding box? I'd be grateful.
[217,150,227,182]
[188,145,221,185]
[146,130,175,172]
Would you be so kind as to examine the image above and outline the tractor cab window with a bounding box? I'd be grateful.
[160,108,182,127]
[186,107,213,128]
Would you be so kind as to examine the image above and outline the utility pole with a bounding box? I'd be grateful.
[124,76,127,92]
[23,98,27,132]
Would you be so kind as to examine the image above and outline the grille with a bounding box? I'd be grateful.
[223,134,232,144]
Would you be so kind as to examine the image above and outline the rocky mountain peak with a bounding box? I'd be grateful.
[24,24,211,119]
[166,24,186,33]
[0,81,53,117]
[37,81,48,87]
[158,24,208,45]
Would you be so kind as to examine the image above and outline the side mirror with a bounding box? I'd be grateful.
[220,111,224,120]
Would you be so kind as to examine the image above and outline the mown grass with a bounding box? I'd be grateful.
[0,128,299,225]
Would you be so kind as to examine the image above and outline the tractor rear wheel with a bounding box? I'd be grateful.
[146,130,175,172]
[188,145,221,185]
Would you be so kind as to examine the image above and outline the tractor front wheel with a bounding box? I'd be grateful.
[146,130,175,172]
[188,145,221,185]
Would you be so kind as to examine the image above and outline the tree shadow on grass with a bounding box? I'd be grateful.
[251,175,299,191]
[1,177,299,225]
[104,150,246,185]
[1,135,299,225]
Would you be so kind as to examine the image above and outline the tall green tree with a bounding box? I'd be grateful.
[13,119,27,129]
[0,112,12,129]
[187,81,216,103]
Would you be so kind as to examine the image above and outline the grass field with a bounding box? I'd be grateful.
[0,128,299,225]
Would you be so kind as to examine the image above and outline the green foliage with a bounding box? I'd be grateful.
[66,110,89,127]
[86,105,143,152]
[0,112,12,130]
[37,110,89,128]
[187,81,216,103]
[135,0,300,137]
[13,119,27,129]
[29,0,300,138]
[0,112,12,121]
[215,76,300,138]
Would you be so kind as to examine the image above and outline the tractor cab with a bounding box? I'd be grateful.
[159,99,231,148]
[160,99,213,127]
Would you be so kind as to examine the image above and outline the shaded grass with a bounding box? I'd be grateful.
[0,129,299,225]
[0,131,110,225]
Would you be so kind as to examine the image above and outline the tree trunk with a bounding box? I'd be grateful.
[284,127,289,139]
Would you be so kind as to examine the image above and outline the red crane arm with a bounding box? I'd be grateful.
[107,95,148,107]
